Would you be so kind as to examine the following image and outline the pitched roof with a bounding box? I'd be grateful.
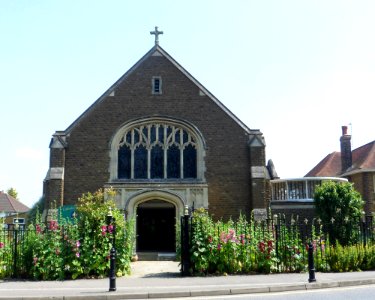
[346,140,375,174]
[305,152,341,177]
[0,191,30,213]
[63,45,251,135]
[305,140,375,177]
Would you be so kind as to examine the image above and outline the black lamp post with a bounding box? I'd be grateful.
[181,205,191,276]
[307,242,316,283]
[13,218,19,278]
[106,207,116,292]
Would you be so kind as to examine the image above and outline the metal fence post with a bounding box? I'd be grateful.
[362,221,367,246]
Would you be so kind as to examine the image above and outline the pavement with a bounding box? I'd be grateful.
[1,261,375,299]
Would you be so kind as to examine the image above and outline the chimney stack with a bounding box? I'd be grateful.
[340,125,352,173]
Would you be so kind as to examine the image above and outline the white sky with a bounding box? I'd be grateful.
[1,1,374,208]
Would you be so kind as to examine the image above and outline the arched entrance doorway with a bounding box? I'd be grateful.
[136,200,176,252]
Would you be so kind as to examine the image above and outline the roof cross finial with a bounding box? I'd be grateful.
[150,26,163,45]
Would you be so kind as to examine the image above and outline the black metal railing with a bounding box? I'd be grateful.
[180,214,375,275]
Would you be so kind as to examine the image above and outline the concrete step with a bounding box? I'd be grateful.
[137,252,177,261]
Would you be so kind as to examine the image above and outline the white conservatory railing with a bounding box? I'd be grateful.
[271,177,348,201]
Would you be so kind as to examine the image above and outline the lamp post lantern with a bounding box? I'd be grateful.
[106,207,117,292]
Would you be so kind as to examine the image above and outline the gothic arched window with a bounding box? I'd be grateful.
[113,120,204,181]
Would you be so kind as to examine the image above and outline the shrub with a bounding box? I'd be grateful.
[314,181,364,246]
[9,188,135,280]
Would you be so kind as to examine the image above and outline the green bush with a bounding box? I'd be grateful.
[75,188,133,278]
[8,188,135,280]
[0,218,12,279]
[190,210,286,275]
[188,211,375,275]
[314,181,364,246]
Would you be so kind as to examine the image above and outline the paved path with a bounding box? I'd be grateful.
[1,261,375,299]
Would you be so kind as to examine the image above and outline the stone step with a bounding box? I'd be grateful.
[137,252,177,261]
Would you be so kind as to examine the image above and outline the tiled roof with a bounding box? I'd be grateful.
[306,140,375,177]
[0,191,30,213]
[350,141,375,172]
[305,152,341,177]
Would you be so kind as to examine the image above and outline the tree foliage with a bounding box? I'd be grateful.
[7,187,18,200]
[314,181,364,245]
[27,196,45,223]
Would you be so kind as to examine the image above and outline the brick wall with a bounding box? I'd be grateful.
[270,202,316,223]
[350,172,375,215]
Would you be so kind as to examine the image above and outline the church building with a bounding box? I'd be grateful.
[43,28,270,252]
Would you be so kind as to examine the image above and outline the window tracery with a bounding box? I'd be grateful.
[117,123,198,180]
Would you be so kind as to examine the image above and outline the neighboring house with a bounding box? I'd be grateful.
[43,30,270,253]
[0,191,30,226]
[306,126,375,215]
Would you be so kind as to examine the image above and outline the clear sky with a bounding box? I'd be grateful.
[1,1,374,208]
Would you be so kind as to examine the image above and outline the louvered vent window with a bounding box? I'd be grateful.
[152,77,162,94]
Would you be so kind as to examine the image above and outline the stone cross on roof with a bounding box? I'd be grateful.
[150,26,163,45]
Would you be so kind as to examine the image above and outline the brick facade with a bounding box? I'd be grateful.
[348,173,375,215]
[44,45,269,220]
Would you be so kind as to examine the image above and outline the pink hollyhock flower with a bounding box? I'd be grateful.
[217,244,222,251]
[48,220,58,231]
[76,240,80,248]
[0,242,4,248]
[75,252,80,258]
[101,225,107,236]
[36,224,42,234]
[108,224,114,234]
[313,240,317,251]
[220,232,227,243]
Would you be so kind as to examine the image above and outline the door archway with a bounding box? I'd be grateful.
[136,200,176,252]
[126,190,185,253]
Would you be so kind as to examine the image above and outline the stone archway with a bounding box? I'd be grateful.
[126,190,185,254]
[136,200,176,252]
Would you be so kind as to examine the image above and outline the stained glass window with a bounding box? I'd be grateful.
[183,144,197,178]
[167,145,180,178]
[151,145,163,178]
[117,122,199,180]
[134,146,147,179]
[118,145,131,179]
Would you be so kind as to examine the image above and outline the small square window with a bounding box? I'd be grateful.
[152,76,162,94]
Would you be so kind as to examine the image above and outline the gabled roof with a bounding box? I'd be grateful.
[0,191,30,213]
[64,45,251,135]
[306,140,375,177]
